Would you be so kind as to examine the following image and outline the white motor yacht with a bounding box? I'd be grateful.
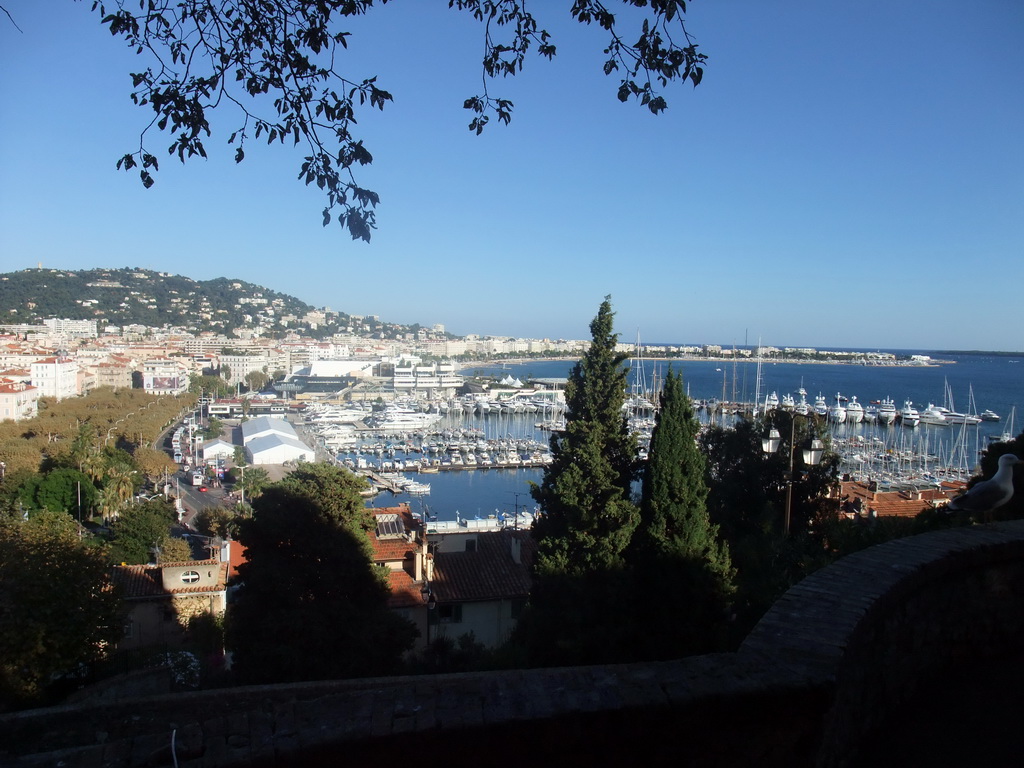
[814,393,829,417]
[829,394,847,424]
[877,397,898,426]
[845,396,865,424]
[919,404,949,426]
[898,400,920,427]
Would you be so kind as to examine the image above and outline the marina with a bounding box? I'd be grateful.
[292,352,1021,523]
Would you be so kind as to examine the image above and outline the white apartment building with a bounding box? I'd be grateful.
[0,380,39,421]
[42,318,99,338]
[392,359,463,397]
[142,357,190,395]
[30,357,79,400]
[219,349,288,386]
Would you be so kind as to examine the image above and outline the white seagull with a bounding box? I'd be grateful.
[947,453,1021,515]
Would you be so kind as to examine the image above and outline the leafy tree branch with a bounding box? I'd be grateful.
[88,0,705,241]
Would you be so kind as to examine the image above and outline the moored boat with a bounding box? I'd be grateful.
[828,394,847,424]
[898,399,920,427]
[877,397,898,425]
[814,393,829,417]
[918,403,948,426]
[845,396,865,424]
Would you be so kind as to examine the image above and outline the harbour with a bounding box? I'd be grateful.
[293,351,1021,524]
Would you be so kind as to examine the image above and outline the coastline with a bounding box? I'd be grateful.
[460,356,954,371]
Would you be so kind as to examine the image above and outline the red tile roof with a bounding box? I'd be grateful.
[373,538,416,563]
[387,569,424,609]
[431,530,534,603]
[840,480,963,518]
[112,559,228,599]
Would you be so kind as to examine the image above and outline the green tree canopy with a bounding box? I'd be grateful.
[227,484,416,684]
[194,506,240,540]
[519,297,640,666]
[0,512,122,710]
[23,467,97,519]
[109,498,177,565]
[237,466,270,501]
[91,1,705,240]
[275,462,374,534]
[699,411,839,633]
[625,367,735,658]
[531,297,638,573]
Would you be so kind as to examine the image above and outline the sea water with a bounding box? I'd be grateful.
[364,352,1023,521]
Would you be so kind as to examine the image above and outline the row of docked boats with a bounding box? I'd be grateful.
[760,384,1001,429]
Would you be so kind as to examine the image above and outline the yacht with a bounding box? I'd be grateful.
[877,397,898,426]
[935,406,981,425]
[919,404,949,426]
[813,393,829,417]
[898,400,920,427]
[845,396,865,424]
[781,393,796,411]
[828,394,847,424]
[981,409,1001,422]
[794,387,811,416]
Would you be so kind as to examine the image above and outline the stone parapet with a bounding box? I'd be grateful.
[4,521,1024,767]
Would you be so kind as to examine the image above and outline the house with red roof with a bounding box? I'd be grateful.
[0,379,39,421]
[111,550,230,651]
[428,528,535,649]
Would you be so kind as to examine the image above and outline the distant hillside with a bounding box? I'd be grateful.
[0,267,325,335]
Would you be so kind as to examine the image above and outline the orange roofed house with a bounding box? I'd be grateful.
[369,505,536,652]
[111,545,231,651]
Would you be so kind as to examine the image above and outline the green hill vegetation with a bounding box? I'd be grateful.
[0,267,424,339]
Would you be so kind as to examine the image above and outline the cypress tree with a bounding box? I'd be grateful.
[531,296,638,573]
[625,367,735,658]
[634,368,728,566]
[518,297,640,665]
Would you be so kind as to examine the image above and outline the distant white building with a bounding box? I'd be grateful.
[241,415,314,464]
[42,318,98,338]
[0,380,39,421]
[241,414,297,444]
[142,357,190,395]
[202,439,236,463]
[246,433,315,465]
[30,357,79,400]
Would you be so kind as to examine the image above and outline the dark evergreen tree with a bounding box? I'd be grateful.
[227,470,415,684]
[531,297,638,573]
[519,297,639,666]
[634,369,722,559]
[699,411,839,637]
[625,368,735,657]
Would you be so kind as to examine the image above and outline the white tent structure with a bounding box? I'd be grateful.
[241,415,315,465]
[202,439,236,462]
[242,415,298,444]
[246,434,315,466]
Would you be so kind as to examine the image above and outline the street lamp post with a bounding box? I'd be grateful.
[420,582,437,651]
[762,417,825,534]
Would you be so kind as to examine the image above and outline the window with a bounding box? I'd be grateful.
[464,539,476,552]
[430,603,462,625]
[181,570,200,584]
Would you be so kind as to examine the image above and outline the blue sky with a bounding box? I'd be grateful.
[1,2,1022,351]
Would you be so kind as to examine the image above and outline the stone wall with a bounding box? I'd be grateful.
[4,521,1024,768]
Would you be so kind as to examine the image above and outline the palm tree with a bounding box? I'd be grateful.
[104,463,138,509]
[98,484,122,523]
